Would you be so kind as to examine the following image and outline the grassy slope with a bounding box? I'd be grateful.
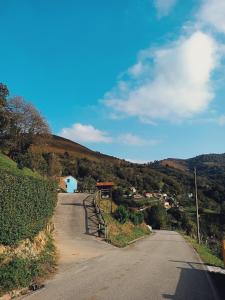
[104,213,150,247]
[0,153,40,178]
[184,235,224,268]
[0,233,56,296]
[98,199,150,248]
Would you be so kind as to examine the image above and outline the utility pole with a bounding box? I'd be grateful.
[194,167,200,244]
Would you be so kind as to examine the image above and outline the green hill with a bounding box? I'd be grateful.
[0,153,40,178]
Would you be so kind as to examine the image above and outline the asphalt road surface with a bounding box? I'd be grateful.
[21,193,218,300]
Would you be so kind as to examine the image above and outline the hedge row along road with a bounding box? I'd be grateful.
[0,171,57,245]
[21,193,218,300]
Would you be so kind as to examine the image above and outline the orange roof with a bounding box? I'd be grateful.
[96,182,115,187]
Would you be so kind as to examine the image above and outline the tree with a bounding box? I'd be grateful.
[7,97,50,154]
[46,152,62,176]
[130,211,144,225]
[112,188,124,205]
[0,83,9,107]
[0,83,10,149]
[146,205,168,229]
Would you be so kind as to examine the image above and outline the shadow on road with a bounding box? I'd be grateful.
[83,196,99,237]
[162,260,224,300]
[61,203,87,207]
[209,272,225,300]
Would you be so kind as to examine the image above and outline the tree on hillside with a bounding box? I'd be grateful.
[0,83,9,106]
[46,152,62,176]
[7,97,50,155]
[0,83,10,149]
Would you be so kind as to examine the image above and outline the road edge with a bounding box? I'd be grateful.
[182,234,220,300]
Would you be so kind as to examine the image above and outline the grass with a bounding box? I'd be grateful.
[103,212,150,248]
[0,234,57,297]
[0,153,40,178]
[97,198,117,213]
[184,235,224,268]
[96,195,150,247]
[184,206,218,215]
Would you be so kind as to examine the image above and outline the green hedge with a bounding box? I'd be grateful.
[0,171,57,245]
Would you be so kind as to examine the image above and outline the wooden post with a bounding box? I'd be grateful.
[194,168,200,244]
[105,224,108,241]
[222,240,225,267]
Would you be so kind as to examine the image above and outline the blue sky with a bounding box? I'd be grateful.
[1,0,225,162]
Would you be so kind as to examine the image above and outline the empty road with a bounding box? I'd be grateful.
[21,193,218,300]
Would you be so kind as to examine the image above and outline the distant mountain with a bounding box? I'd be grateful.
[157,154,225,187]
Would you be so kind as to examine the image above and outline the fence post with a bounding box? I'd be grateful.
[222,240,225,267]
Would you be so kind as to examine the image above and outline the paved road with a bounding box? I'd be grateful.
[22,193,218,300]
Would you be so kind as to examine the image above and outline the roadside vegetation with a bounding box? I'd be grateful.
[0,158,57,245]
[112,187,224,265]
[184,235,224,268]
[97,197,150,247]
[0,83,57,296]
[0,233,57,297]
[104,213,149,248]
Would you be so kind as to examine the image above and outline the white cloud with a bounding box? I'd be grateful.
[190,114,225,126]
[217,114,225,125]
[118,133,159,146]
[154,0,177,18]
[58,123,112,143]
[128,62,145,77]
[198,0,225,34]
[104,31,219,122]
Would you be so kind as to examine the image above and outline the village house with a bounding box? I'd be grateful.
[144,192,153,198]
[59,176,78,193]
[164,201,171,209]
[129,186,137,193]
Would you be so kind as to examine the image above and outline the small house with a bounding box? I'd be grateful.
[144,192,153,198]
[59,176,78,193]
[164,201,171,209]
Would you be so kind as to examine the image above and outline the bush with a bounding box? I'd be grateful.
[130,211,144,225]
[112,188,124,205]
[146,205,168,229]
[0,171,57,245]
[0,258,39,293]
[0,235,56,295]
[114,206,129,224]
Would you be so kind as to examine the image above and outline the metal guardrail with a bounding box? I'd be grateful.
[93,191,108,240]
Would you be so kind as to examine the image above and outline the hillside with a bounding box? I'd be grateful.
[156,154,225,194]
[0,153,40,178]
[31,135,119,163]
[159,154,225,178]
[3,133,225,211]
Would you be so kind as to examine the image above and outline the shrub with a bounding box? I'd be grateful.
[114,206,129,224]
[0,258,39,293]
[0,235,56,295]
[0,171,57,245]
[112,188,124,205]
[146,205,168,229]
[130,211,144,225]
